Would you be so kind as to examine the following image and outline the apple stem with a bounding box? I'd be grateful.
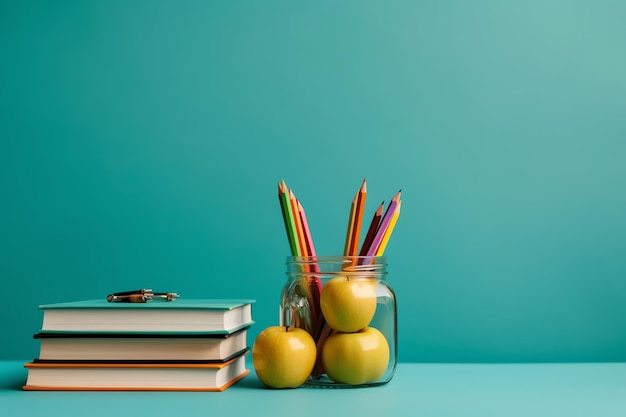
[285,325,289,332]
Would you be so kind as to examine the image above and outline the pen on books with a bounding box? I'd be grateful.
[107,294,148,303]
[106,291,180,303]
[109,289,152,297]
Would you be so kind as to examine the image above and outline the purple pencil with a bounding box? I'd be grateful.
[365,190,402,257]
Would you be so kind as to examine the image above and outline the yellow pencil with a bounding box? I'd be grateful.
[375,200,401,256]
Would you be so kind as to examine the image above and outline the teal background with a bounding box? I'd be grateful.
[1,1,625,362]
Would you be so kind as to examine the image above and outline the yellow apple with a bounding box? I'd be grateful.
[320,276,377,332]
[252,326,317,389]
[321,327,389,385]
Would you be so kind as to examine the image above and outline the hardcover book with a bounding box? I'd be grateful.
[23,354,249,391]
[39,299,255,334]
[33,327,250,362]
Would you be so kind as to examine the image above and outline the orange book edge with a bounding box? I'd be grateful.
[22,369,250,392]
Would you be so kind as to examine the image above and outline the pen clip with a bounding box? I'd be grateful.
[106,293,149,303]
[106,289,179,303]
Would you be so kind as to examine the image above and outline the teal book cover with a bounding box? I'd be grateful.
[39,299,255,335]
[39,299,255,310]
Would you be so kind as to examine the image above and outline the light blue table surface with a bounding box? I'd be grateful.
[2,361,625,417]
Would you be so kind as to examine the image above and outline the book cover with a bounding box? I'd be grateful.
[40,299,255,311]
[33,328,250,362]
[23,353,249,391]
[39,298,255,334]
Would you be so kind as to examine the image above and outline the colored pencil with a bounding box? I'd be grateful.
[375,200,401,256]
[359,201,384,256]
[348,179,367,256]
[342,194,357,256]
[297,199,324,342]
[278,180,298,256]
[298,199,322,293]
[365,190,402,257]
[277,179,403,363]
[298,200,317,262]
[343,179,367,256]
[289,189,306,257]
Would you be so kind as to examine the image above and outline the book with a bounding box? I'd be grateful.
[23,354,249,391]
[33,327,249,362]
[39,299,255,334]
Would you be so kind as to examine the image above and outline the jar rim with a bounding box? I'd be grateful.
[286,255,387,263]
[285,255,387,277]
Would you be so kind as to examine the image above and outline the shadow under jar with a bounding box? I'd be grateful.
[281,256,397,388]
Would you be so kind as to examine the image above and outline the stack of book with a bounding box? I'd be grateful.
[23,298,255,391]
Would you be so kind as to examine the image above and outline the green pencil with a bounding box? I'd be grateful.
[278,180,299,256]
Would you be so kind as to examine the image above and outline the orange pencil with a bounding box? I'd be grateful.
[348,179,367,256]
[343,179,367,256]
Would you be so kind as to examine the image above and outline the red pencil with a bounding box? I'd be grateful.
[298,200,317,262]
[359,201,384,256]
[365,190,402,257]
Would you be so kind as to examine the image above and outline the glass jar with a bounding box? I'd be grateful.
[281,256,397,388]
